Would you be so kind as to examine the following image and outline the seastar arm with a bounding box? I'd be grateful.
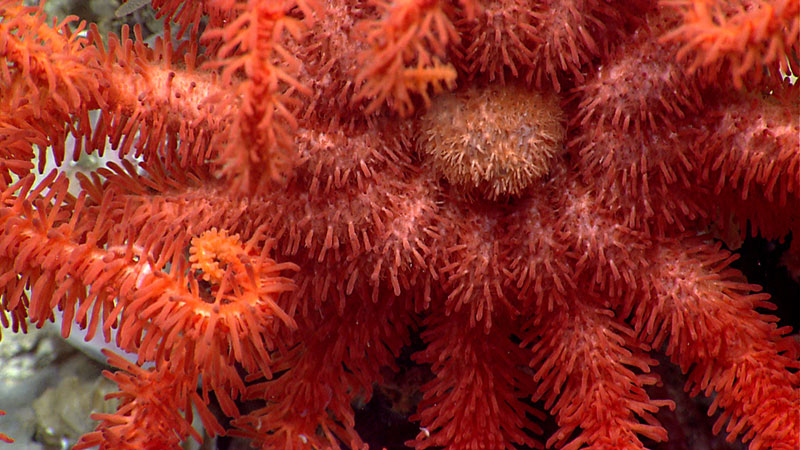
[523,299,675,450]
[233,294,413,449]
[410,309,543,449]
[636,237,800,449]
[692,83,800,242]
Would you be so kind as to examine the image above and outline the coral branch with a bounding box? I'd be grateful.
[73,349,215,450]
[0,0,102,171]
[355,0,459,115]
[201,0,317,190]
[661,0,800,88]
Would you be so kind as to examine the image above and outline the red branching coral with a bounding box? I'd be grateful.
[1,0,799,449]
[74,349,214,450]
[661,0,800,88]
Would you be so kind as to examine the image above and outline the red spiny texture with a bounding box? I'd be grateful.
[354,0,460,115]
[571,10,704,138]
[74,349,215,449]
[525,303,673,450]
[0,0,798,449]
[411,310,543,449]
[661,0,800,88]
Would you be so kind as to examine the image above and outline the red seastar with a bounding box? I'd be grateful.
[0,1,798,449]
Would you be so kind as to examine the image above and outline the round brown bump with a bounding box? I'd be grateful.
[419,84,565,200]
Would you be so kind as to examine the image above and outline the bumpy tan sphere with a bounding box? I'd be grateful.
[418,84,565,200]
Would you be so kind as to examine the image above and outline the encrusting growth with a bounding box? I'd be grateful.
[418,83,565,199]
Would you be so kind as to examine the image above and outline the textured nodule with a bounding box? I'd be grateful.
[418,83,565,200]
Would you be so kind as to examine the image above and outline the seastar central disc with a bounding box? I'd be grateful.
[418,84,565,200]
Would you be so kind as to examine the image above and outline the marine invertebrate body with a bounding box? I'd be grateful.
[419,83,565,199]
[0,0,798,449]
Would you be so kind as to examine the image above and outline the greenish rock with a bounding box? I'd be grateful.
[32,375,117,448]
